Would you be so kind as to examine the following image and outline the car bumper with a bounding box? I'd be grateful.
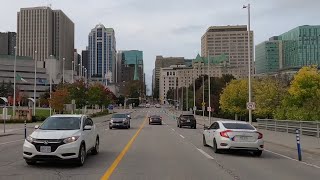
[23,140,80,161]
[109,122,129,127]
[216,138,264,151]
[149,119,162,124]
[180,121,196,126]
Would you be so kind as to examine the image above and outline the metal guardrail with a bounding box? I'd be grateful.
[257,119,320,138]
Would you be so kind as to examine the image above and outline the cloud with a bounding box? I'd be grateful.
[2,0,320,95]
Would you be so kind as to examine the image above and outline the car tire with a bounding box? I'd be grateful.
[25,160,36,165]
[91,137,99,155]
[149,121,151,125]
[128,124,131,129]
[213,139,221,153]
[203,135,209,147]
[253,150,263,157]
[193,125,196,129]
[126,124,129,129]
[77,144,86,166]
[109,126,112,129]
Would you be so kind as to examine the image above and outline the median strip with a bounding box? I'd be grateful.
[100,116,147,180]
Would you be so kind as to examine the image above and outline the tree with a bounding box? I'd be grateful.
[253,77,287,118]
[88,83,114,110]
[275,66,320,121]
[166,89,174,103]
[220,79,248,120]
[68,80,87,109]
[39,91,50,107]
[49,87,70,113]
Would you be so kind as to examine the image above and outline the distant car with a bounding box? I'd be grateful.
[109,113,131,129]
[23,114,99,166]
[177,113,196,129]
[145,104,151,108]
[149,115,162,125]
[155,104,161,108]
[202,121,264,156]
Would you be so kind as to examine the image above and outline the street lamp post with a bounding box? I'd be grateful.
[13,46,17,118]
[193,62,196,116]
[62,58,65,84]
[49,55,53,116]
[82,66,85,78]
[33,51,37,116]
[208,52,211,125]
[243,3,252,124]
[202,75,204,119]
[72,61,74,83]
[78,64,81,79]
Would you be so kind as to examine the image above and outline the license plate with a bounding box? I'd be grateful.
[40,146,51,153]
[240,136,248,141]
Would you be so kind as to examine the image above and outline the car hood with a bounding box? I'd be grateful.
[31,129,80,139]
[111,118,126,121]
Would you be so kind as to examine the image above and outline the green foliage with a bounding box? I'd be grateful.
[220,79,248,117]
[253,77,287,118]
[68,80,87,109]
[90,110,109,117]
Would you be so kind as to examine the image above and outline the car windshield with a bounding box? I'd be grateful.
[222,123,255,130]
[112,114,127,118]
[39,117,81,130]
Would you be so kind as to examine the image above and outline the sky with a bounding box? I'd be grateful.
[1,0,320,95]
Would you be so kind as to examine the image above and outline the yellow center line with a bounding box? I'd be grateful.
[100,115,148,180]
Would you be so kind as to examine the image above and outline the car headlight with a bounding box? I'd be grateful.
[26,136,34,143]
[123,119,126,122]
[110,119,113,123]
[63,136,80,144]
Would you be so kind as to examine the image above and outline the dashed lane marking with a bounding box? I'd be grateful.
[197,148,214,159]
[179,134,185,139]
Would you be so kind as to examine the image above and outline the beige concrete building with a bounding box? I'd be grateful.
[17,6,74,70]
[154,56,185,97]
[201,25,254,78]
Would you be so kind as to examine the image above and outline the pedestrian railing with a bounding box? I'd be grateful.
[257,119,320,138]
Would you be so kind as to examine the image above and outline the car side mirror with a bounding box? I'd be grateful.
[84,125,92,130]
[34,125,39,129]
[204,125,209,130]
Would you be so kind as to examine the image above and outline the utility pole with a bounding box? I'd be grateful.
[208,52,211,125]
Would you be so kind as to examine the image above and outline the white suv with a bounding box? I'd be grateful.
[23,114,99,166]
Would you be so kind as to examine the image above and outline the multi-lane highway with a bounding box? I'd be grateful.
[0,108,319,180]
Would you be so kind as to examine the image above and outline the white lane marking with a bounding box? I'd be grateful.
[171,128,175,131]
[197,148,214,159]
[0,139,24,146]
[179,134,185,139]
[265,149,320,169]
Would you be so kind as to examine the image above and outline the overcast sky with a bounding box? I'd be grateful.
[1,0,320,95]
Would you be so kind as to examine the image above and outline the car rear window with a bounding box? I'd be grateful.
[222,123,255,130]
[182,115,195,119]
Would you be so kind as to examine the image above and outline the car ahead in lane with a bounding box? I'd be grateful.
[203,121,264,156]
[109,113,131,129]
[177,113,196,129]
[145,104,151,108]
[148,115,162,125]
[23,115,99,166]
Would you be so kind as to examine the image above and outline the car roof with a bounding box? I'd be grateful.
[51,114,84,118]
[217,120,251,124]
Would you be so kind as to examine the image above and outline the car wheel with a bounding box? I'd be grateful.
[91,137,99,155]
[126,124,129,129]
[193,125,196,129]
[109,126,112,129]
[77,144,86,166]
[203,135,209,147]
[160,122,162,125]
[25,160,36,165]
[128,124,131,129]
[213,139,220,153]
[149,121,151,125]
[253,150,263,157]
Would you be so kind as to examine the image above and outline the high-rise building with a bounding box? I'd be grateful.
[81,49,89,74]
[0,32,16,55]
[201,25,254,78]
[255,37,282,75]
[255,25,320,75]
[117,50,144,83]
[154,56,185,98]
[17,6,74,70]
[88,24,116,84]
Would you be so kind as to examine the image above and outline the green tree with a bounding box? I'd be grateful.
[166,89,175,103]
[69,80,87,109]
[220,79,248,120]
[49,87,71,114]
[88,83,105,109]
[253,77,287,118]
[275,66,320,121]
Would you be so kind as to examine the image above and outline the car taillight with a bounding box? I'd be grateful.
[220,130,232,138]
[257,132,263,139]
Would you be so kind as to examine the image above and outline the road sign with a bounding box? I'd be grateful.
[108,104,114,110]
[207,107,212,112]
[201,102,206,107]
[247,102,256,110]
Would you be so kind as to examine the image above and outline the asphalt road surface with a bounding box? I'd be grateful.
[0,108,319,180]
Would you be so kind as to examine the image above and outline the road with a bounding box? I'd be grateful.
[0,108,319,180]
